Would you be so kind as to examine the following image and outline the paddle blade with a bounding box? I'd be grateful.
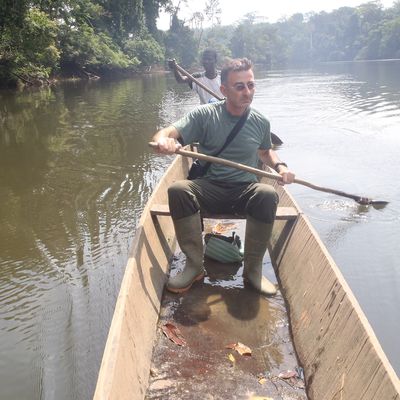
[356,197,389,209]
[271,132,283,145]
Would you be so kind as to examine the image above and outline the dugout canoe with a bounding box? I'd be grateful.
[93,153,400,400]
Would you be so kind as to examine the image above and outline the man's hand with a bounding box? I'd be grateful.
[278,168,295,185]
[168,59,177,70]
[154,137,181,155]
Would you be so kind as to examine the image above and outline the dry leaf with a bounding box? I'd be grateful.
[225,342,252,356]
[278,370,297,379]
[150,368,159,377]
[161,323,186,346]
[212,222,237,234]
[227,353,236,364]
[258,377,267,385]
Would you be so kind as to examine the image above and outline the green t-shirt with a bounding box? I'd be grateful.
[173,101,272,182]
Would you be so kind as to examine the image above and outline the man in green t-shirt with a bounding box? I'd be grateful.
[152,58,295,296]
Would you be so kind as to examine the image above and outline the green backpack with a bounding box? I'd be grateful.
[204,232,244,263]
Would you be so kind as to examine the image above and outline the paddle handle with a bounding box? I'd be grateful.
[149,142,280,180]
[149,142,373,204]
[293,178,368,203]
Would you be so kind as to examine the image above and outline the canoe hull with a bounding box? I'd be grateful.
[94,155,190,400]
[267,180,400,399]
[94,154,400,399]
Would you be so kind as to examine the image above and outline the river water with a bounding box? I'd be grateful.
[0,60,399,399]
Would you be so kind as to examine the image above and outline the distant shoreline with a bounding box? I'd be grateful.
[320,58,400,64]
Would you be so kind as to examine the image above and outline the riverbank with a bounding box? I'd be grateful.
[0,64,167,90]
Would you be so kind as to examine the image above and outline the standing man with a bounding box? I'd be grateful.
[169,48,223,104]
[153,58,295,296]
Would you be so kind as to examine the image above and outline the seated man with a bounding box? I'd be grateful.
[169,48,223,104]
[153,58,295,296]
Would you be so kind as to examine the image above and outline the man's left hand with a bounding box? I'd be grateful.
[278,169,295,185]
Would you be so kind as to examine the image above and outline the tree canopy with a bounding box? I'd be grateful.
[1,0,400,87]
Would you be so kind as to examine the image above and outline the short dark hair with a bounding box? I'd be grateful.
[202,48,217,61]
[221,58,253,85]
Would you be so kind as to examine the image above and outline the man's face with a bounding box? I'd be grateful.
[202,53,217,72]
[221,69,255,112]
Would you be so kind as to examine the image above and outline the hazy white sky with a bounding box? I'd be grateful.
[157,0,396,29]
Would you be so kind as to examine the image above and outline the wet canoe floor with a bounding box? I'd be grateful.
[145,220,307,400]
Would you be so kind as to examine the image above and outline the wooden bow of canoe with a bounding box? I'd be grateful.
[94,153,399,400]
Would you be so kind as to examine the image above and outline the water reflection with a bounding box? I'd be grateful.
[318,60,400,119]
[0,75,189,400]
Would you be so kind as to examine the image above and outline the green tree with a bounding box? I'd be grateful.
[124,33,164,67]
[0,0,28,29]
[276,13,310,66]
[379,17,400,58]
[201,24,234,61]
[59,23,137,75]
[143,0,170,35]
[164,14,197,67]
[1,8,60,85]
[98,0,145,43]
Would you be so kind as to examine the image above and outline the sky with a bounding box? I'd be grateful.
[157,0,396,30]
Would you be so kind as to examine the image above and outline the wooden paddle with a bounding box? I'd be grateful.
[149,142,388,207]
[168,59,284,146]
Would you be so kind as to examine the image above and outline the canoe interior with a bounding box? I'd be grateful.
[145,225,306,399]
[94,154,400,400]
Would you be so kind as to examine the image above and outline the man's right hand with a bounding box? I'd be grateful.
[168,59,177,70]
[154,137,181,155]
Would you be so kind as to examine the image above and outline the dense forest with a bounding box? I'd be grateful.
[1,0,400,87]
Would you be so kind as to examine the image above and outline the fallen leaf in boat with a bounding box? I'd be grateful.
[225,342,252,356]
[150,367,159,377]
[278,370,297,379]
[227,353,236,364]
[258,377,267,385]
[161,323,186,346]
[212,222,237,234]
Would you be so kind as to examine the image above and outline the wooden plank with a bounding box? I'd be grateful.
[150,204,298,221]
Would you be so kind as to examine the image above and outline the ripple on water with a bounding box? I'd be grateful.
[304,198,398,224]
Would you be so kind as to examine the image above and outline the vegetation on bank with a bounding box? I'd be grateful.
[1,0,400,87]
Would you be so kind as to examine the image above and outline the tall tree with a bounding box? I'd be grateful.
[0,0,28,29]
[143,0,169,34]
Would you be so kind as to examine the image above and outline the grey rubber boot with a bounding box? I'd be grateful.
[243,215,277,296]
[167,212,205,293]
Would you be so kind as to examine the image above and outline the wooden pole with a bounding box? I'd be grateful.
[149,142,388,206]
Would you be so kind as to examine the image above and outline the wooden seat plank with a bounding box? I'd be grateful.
[150,204,298,221]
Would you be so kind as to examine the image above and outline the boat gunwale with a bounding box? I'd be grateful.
[266,177,400,399]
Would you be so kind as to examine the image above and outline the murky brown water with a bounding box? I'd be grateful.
[146,221,306,400]
[0,60,399,399]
